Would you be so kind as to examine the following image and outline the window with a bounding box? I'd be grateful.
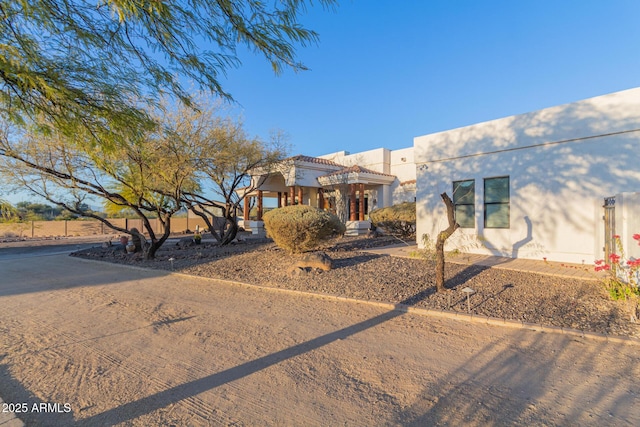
[453,180,475,228]
[484,176,510,228]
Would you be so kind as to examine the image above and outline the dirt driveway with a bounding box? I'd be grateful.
[1,251,639,426]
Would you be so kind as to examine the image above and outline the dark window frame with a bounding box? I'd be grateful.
[483,176,510,229]
[452,179,475,228]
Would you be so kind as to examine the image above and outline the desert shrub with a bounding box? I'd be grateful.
[369,201,416,239]
[263,205,346,254]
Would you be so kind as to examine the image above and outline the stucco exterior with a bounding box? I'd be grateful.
[247,87,639,261]
[244,149,416,234]
[414,88,640,263]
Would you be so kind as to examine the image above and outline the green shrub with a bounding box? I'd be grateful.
[369,201,416,239]
[263,205,345,254]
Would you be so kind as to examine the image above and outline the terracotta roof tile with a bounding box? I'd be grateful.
[288,154,342,166]
[319,165,395,178]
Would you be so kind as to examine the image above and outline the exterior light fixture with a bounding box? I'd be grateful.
[461,287,475,313]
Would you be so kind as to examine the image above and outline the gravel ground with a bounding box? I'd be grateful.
[71,235,640,338]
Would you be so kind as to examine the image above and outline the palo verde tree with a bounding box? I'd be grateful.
[2,0,332,249]
[0,114,195,259]
[1,0,337,144]
[165,101,288,245]
[0,197,18,221]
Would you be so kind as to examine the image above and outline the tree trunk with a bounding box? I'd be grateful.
[144,242,159,260]
[220,217,239,245]
[435,192,460,292]
[143,215,172,260]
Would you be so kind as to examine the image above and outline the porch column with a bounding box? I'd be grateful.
[244,196,250,221]
[318,188,325,210]
[277,192,282,208]
[257,190,263,220]
[283,192,288,206]
[350,184,357,221]
[289,186,295,205]
[359,183,365,221]
[298,186,304,205]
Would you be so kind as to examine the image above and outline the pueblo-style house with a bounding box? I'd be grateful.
[245,88,640,264]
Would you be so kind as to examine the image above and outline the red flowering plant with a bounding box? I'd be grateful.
[595,233,640,322]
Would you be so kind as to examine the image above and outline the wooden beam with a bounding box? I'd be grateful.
[359,183,365,221]
[350,184,357,221]
[244,196,250,221]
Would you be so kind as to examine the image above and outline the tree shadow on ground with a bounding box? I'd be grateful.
[72,259,499,426]
[2,245,625,426]
[394,330,640,426]
[400,263,491,306]
[331,253,383,268]
[328,235,401,252]
[445,264,490,289]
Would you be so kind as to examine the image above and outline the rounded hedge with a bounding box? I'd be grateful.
[369,201,416,239]
[263,205,346,254]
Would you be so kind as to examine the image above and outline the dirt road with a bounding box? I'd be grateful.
[1,251,639,426]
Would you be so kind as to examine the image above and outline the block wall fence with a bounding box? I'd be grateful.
[0,217,210,239]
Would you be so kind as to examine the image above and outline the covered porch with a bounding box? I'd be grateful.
[317,165,395,235]
[242,156,396,235]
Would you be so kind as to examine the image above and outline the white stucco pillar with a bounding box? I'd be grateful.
[309,188,318,207]
[378,185,392,208]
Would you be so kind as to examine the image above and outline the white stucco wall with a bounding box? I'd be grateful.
[320,147,416,180]
[388,147,416,204]
[414,88,640,263]
[290,166,331,188]
[389,147,415,182]
[325,148,391,173]
[254,173,287,192]
[318,150,350,164]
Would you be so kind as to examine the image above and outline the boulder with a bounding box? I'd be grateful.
[176,236,195,248]
[287,251,334,275]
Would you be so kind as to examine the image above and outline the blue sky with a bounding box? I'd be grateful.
[4,1,640,206]
[221,0,640,157]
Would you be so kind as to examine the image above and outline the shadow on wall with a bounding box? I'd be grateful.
[415,93,640,261]
[512,216,532,258]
